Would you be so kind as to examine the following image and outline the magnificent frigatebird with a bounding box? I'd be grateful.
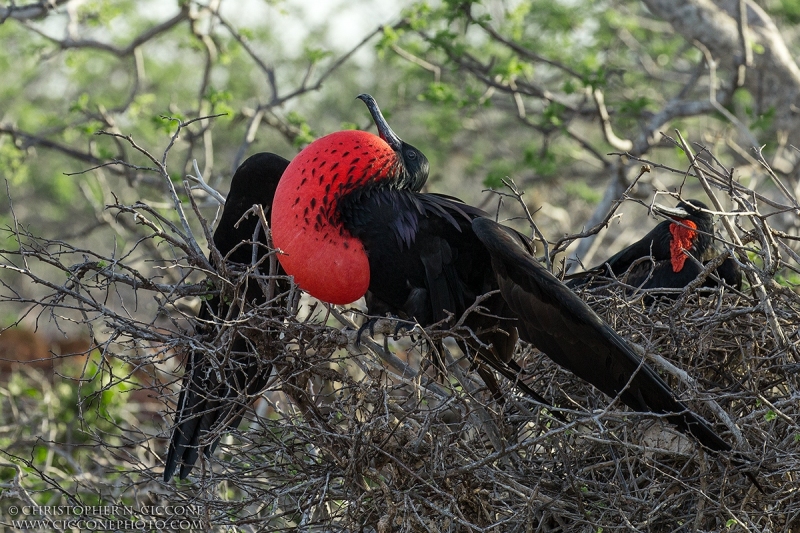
[164,152,289,481]
[567,200,742,292]
[270,94,738,456]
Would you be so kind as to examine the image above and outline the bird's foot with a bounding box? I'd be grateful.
[356,316,417,345]
[391,317,417,338]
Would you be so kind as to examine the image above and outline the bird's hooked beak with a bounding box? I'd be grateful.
[653,202,690,220]
[356,94,403,152]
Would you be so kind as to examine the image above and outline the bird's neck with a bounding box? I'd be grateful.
[272,130,403,304]
[668,220,698,272]
[338,186,422,251]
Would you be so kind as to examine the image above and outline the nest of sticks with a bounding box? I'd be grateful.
[149,150,798,531]
[2,142,798,532]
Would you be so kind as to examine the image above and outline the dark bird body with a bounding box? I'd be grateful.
[340,188,492,327]
[270,94,737,457]
[342,185,547,402]
[567,200,741,292]
[164,152,289,481]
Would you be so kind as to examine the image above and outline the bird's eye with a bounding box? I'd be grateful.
[406,150,417,160]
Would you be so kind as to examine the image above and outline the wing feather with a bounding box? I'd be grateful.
[472,217,730,452]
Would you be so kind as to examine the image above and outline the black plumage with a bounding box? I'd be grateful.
[271,94,741,458]
[567,200,742,292]
[338,184,731,452]
[473,217,731,451]
[163,152,289,481]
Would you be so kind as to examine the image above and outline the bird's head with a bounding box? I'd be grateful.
[653,199,711,226]
[356,94,429,192]
[271,95,429,305]
[214,152,289,263]
[653,198,713,272]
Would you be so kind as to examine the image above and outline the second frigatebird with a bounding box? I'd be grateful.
[164,152,289,481]
[270,94,739,456]
[567,199,742,293]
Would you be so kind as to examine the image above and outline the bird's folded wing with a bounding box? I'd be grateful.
[471,217,730,452]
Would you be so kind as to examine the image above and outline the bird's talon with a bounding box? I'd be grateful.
[393,318,416,339]
[355,318,380,345]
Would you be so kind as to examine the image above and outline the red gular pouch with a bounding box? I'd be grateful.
[668,219,698,273]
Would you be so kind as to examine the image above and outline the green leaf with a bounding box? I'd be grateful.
[151,114,178,134]
[619,96,652,117]
[751,106,776,133]
[542,101,567,127]
[304,46,333,64]
[0,142,29,185]
[483,159,515,189]
[377,25,402,53]
[420,82,459,104]
[286,111,316,147]
[69,92,91,113]
[524,144,558,177]
[206,86,233,106]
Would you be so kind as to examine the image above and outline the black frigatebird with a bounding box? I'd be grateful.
[164,152,289,481]
[269,94,740,458]
[567,200,742,292]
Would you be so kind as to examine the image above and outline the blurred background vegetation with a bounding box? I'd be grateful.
[1,0,799,530]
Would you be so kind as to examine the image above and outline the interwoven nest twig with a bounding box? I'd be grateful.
[1,140,799,532]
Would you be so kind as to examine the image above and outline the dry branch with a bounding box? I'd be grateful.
[1,134,798,531]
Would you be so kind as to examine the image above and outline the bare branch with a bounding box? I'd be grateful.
[0,0,70,22]
[592,88,633,152]
[19,6,189,57]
